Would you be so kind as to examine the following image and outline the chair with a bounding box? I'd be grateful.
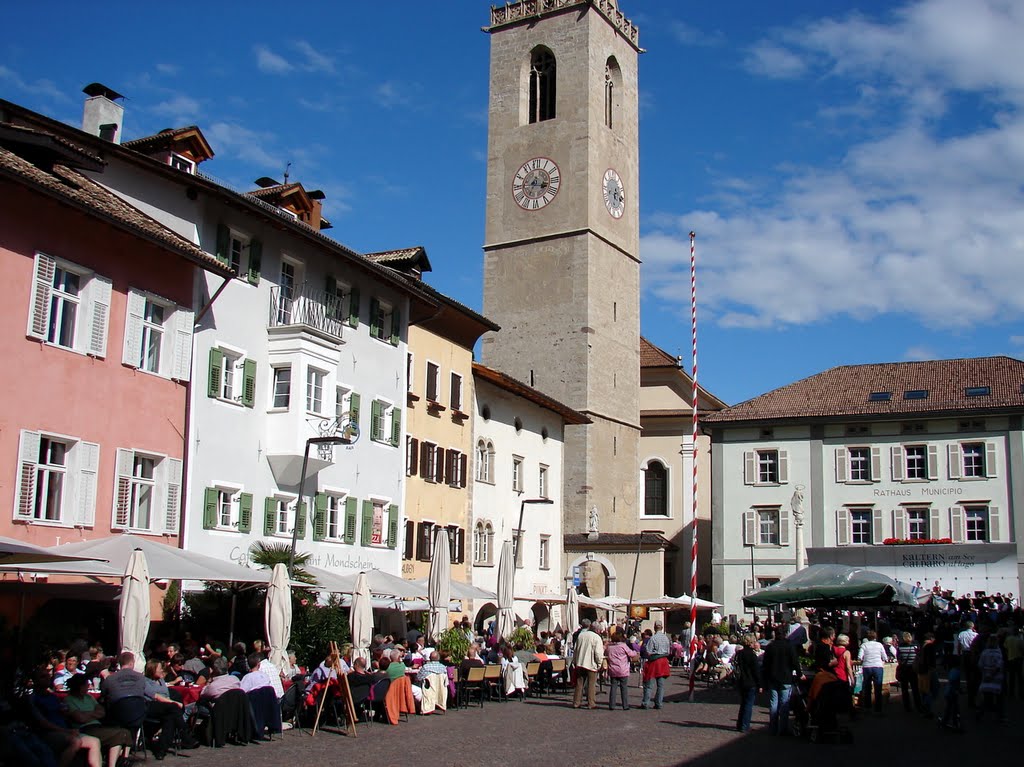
[459,666,486,708]
[597,659,609,694]
[419,673,448,714]
[204,689,255,747]
[360,678,390,724]
[246,686,282,740]
[525,662,542,698]
[105,696,148,759]
[383,675,415,725]
[483,664,504,702]
[549,659,568,694]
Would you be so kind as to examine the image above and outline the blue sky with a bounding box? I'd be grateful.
[4,1,1023,406]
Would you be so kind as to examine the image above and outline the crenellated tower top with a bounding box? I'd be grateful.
[488,0,640,50]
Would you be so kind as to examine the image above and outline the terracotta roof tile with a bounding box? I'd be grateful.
[473,363,590,425]
[564,532,676,550]
[704,356,1024,424]
[0,143,231,277]
[640,336,680,367]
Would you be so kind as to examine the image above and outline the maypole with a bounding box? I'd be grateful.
[687,231,700,701]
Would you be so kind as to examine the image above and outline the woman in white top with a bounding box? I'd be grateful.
[857,630,888,712]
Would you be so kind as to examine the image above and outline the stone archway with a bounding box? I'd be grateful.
[564,552,619,598]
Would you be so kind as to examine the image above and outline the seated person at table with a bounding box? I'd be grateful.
[27,672,104,767]
[181,651,210,683]
[514,644,538,665]
[166,654,207,688]
[228,643,250,678]
[63,675,133,767]
[414,652,447,687]
[386,649,409,681]
[100,652,147,704]
[459,644,485,677]
[240,654,275,694]
[347,657,383,702]
[53,655,84,690]
[305,650,348,693]
[200,658,241,702]
[143,658,199,750]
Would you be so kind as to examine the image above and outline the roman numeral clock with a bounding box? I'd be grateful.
[512,157,561,210]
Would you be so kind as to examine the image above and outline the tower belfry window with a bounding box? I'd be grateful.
[529,48,556,124]
[605,57,622,130]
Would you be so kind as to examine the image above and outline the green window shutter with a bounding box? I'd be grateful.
[369,297,380,338]
[390,407,402,447]
[349,392,360,428]
[313,494,327,542]
[208,348,223,398]
[361,501,373,546]
[215,222,230,266]
[390,308,401,346]
[203,487,218,529]
[348,286,360,328]
[295,501,307,539]
[387,506,399,549]
[370,400,383,441]
[247,239,263,285]
[325,275,339,320]
[344,497,358,544]
[238,493,253,533]
[241,359,257,408]
[264,497,276,536]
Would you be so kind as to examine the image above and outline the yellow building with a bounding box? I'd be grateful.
[367,247,498,583]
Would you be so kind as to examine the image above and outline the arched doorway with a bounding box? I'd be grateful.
[531,602,550,634]
[474,602,497,634]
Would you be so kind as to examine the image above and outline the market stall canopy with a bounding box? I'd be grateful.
[413,578,496,601]
[633,594,723,610]
[44,534,282,584]
[0,536,107,566]
[743,564,918,609]
[307,566,427,599]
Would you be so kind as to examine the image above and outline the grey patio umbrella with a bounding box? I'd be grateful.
[0,536,106,566]
[265,563,292,676]
[119,548,150,672]
[564,585,580,635]
[427,528,452,643]
[350,571,374,667]
[496,540,516,641]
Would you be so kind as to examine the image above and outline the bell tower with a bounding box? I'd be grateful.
[481,1,642,537]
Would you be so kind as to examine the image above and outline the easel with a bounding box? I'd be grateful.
[311,641,358,737]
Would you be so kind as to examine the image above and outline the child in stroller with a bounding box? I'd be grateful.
[790,671,854,743]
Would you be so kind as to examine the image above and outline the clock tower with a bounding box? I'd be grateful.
[481,1,642,540]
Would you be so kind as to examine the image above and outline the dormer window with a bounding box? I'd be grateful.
[169,153,195,174]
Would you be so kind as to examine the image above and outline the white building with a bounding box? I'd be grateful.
[470,363,589,632]
[706,357,1024,615]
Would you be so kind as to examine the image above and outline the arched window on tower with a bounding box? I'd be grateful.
[605,56,622,130]
[644,460,669,517]
[529,47,556,124]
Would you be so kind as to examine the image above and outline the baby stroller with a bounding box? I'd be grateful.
[794,673,855,744]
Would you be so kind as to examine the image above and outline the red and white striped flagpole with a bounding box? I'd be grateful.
[687,231,700,700]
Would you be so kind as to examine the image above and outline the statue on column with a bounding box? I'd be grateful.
[790,487,805,527]
[587,505,600,534]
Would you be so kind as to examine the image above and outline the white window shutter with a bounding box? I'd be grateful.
[162,458,182,535]
[113,448,134,529]
[985,442,998,478]
[742,510,756,545]
[779,508,790,546]
[871,507,884,544]
[27,253,55,340]
[989,506,1001,542]
[929,506,941,539]
[835,448,848,483]
[927,444,939,480]
[778,451,789,484]
[743,452,755,485]
[123,289,146,367]
[947,444,962,480]
[891,446,905,481]
[14,430,41,520]
[743,578,755,596]
[949,506,965,544]
[75,441,100,527]
[870,447,881,482]
[171,306,194,382]
[86,274,112,358]
[836,508,851,546]
[893,507,907,540]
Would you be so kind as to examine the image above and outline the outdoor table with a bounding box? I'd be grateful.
[169,684,201,706]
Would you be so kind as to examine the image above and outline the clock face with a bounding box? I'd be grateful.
[513,157,561,211]
[603,168,625,219]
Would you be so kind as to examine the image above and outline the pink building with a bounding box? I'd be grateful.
[0,124,231,553]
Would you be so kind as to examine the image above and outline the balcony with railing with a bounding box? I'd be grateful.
[268,284,345,342]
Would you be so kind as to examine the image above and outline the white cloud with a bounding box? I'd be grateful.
[150,94,201,122]
[293,40,334,73]
[255,45,293,74]
[670,21,723,47]
[205,122,282,170]
[155,63,179,76]
[0,65,68,102]
[904,346,937,361]
[742,42,807,79]
[374,81,413,109]
[644,0,1024,331]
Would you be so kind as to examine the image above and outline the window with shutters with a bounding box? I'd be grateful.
[369,297,399,345]
[425,361,441,403]
[417,520,435,560]
[277,259,298,325]
[112,449,180,534]
[28,253,115,359]
[527,47,556,124]
[476,440,494,484]
[14,431,99,528]
[964,506,989,542]
[271,365,291,409]
[422,441,438,482]
[539,535,550,570]
[444,449,467,488]
[961,443,985,478]
[127,454,156,531]
[907,507,929,540]
[758,509,780,545]
[450,372,463,412]
[539,465,549,499]
[208,344,253,406]
[850,508,873,545]
[306,367,326,415]
[124,288,193,380]
[324,493,346,541]
[274,496,298,537]
[370,399,400,446]
[335,385,353,422]
[512,456,524,493]
[849,447,871,481]
[406,436,419,476]
[905,445,927,479]
[227,230,248,275]
[643,460,669,517]
[757,450,779,484]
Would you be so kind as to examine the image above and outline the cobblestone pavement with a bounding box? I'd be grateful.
[174,672,1022,767]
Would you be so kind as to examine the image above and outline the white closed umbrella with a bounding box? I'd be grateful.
[350,572,374,667]
[265,563,292,676]
[564,586,580,635]
[428,528,452,643]
[496,540,516,641]
[119,548,150,672]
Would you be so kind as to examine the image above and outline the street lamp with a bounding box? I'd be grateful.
[288,435,349,575]
[627,529,665,624]
[513,498,554,589]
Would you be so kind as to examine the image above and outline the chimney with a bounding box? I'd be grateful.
[81,83,125,144]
